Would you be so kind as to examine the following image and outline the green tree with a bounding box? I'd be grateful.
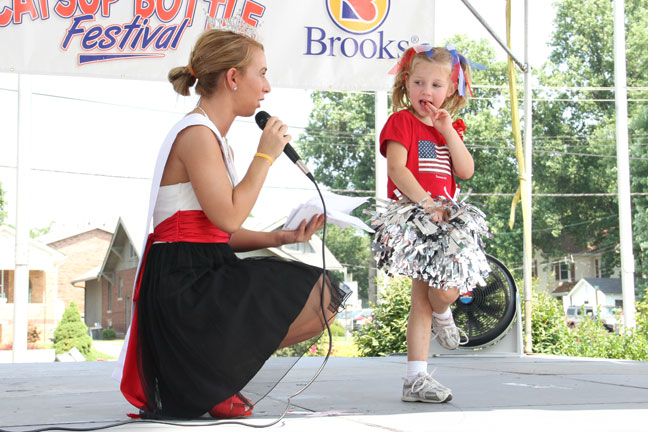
[324,225,371,300]
[297,91,375,193]
[0,181,6,224]
[53,302,93,358]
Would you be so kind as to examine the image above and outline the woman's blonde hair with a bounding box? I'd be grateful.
[390,46,472,117]
[168,29,264,97]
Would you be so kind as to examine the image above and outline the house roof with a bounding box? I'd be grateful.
[581,278,622,295]
[98,217,142,277]
[0,225,66,270]
[71,265,102,285]
[552,281,576,296]
[36,224,113,245]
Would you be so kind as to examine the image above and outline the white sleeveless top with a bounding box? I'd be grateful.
[153,182,202,227]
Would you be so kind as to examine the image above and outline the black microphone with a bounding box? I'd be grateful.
[254,110,314,181]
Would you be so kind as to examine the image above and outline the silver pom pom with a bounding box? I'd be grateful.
[366,190,492,294]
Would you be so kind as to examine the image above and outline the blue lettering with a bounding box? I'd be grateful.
[340,37,358,58]
[360,39,377,59]
[397,40,410,52]
[377,31,395,59]
[119,15,142,50]
[82,25,103,49]
[99,25,121,49]
[327,36,341,57]
[170,18,189,48]
[155,26,175,49]
[62,14,93,49]
[304,26,326,56]
[141,22,163,49]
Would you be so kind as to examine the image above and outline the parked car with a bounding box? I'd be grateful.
[352,309,374,331]
[566,305,618,332]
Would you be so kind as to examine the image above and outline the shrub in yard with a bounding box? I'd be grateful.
[354,276,411,357]
[53,302,92,358]
[523,289,572,355]
[102,328,117,340]
[27,326,41,344]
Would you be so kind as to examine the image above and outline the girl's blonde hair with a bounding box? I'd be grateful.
[391,46,472,117]
[168,29,264,97]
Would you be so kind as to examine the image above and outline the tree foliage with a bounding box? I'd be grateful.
[0,181,6,225]
[324,225,370,300]
[53,302,93,358]
[297,91,375,193]
[531,0,648,281]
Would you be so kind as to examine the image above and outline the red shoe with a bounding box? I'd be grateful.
[209,393,254,418]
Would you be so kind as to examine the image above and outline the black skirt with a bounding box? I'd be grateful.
[136,241,343,419]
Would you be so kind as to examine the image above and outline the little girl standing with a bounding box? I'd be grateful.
[378,44,481,403]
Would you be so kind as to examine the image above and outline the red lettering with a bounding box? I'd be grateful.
[183,0,196,24]
[0,6,12,26]
[14,0,38,23]
[55,0,77,18]
[135,0,153,18]
[156,0,181,22]
[101,0,117,16]
[78,0,100,15]
[241,0,264,26]
[38,0,48,18]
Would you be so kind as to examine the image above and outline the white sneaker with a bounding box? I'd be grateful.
[431,314,468,350]
[401,372,453,403]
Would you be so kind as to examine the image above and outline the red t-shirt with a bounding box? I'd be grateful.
[379,109,466,201]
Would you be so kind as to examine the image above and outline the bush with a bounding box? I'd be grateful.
[526,289,648,361]
[53,302,93,358]
[27,326,41,344]
[354,276,411,357]
[523,289,572,355]
[102,328,117,340]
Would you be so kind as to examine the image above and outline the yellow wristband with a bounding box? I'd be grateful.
[254,152,274,165]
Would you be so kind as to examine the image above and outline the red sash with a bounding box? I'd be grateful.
[120,210,230,410]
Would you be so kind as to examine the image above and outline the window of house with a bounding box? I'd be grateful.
[558,262,571,281]
[118,276,123,300]
[595,259,601,278]
[0,270,7,300]
[615,299,623,308]
[107,283,112,313]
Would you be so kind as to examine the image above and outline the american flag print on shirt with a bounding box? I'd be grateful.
[418,140,451,176]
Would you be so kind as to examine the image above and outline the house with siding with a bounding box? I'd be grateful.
[0,226,66,345]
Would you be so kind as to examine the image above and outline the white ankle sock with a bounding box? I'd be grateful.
[432,309,452,321]
[406,361,428,382]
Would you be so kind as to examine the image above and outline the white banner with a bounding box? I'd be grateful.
[1,0,435,91]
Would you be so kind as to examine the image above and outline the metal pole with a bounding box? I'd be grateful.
[460,0,527,72]
[375,91,388,201]
[13,74,32,362]
[522,0,533,353]
[373,90,388,303]
[613,0,636,328]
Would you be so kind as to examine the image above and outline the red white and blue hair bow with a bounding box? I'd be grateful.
[388,43,487,97]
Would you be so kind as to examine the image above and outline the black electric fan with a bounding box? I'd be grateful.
[450,254,518,348]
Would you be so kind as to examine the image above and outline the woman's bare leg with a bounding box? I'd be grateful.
[278,275,337,348]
